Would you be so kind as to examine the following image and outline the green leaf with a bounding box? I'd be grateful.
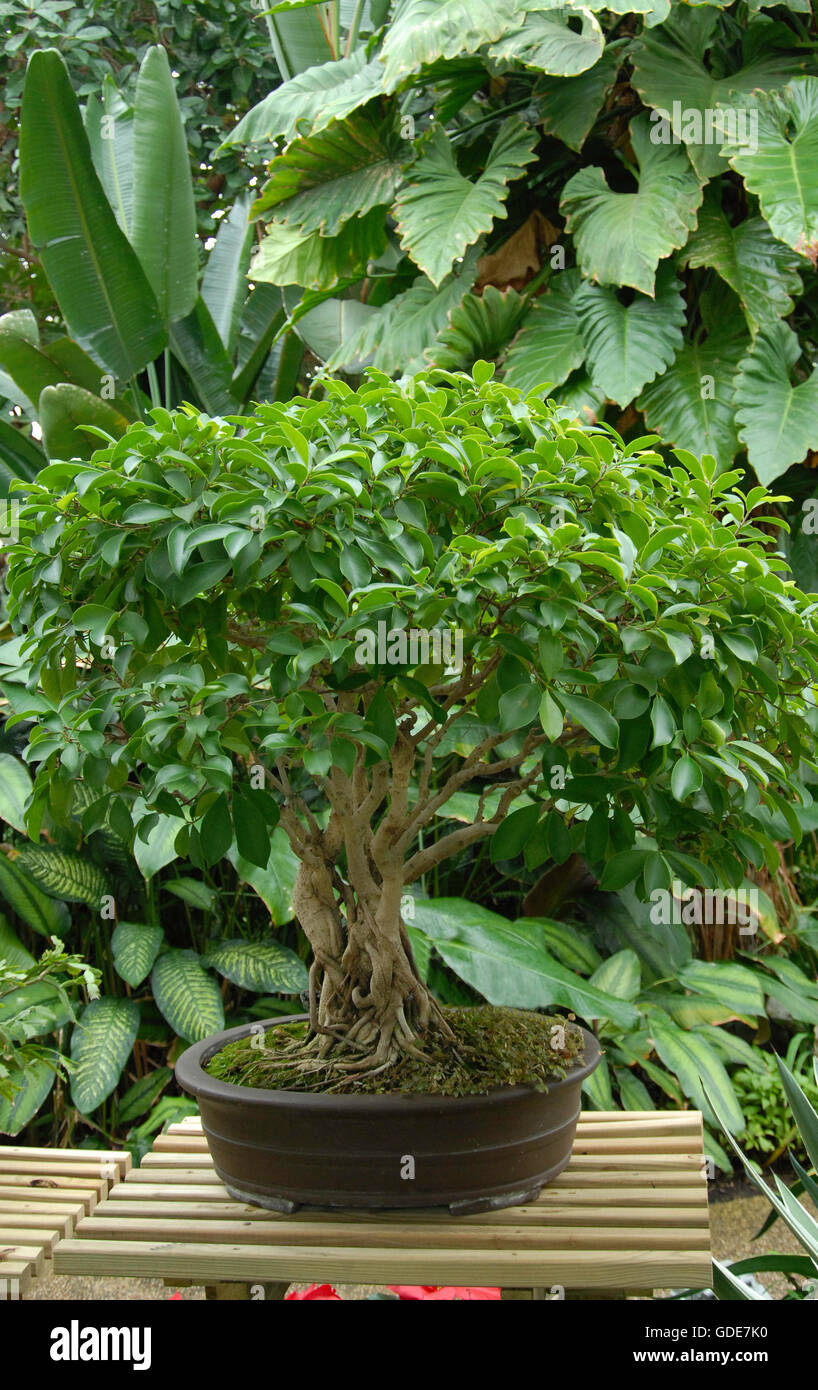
[19,50,165,379]
[112,920,164,987]
[524,918,603,974]
[394,117,537,286]
[651,1016,744,1132]
[558,692,618,748]
[232,789,272,870]
[0,980,74,1041]
[0,854,70,937]
[499,681,541,732]
[12,846,108,907]
[412,898,639,1029]
[776,1054,818,1176]
[589,948,641,1001]
[165,877,216,911]
[677,959,765,1019]
[734,321,818,484]
[39,385,131,461]
[251,207,387,291]
[227,828,300,925]
[561,114,702,295]
[151,948,224,1042]
[639,320,749,468]
[490,803,541,861]
[0,918,35,971]
[671,754,703,801]
[201,196,255,352]
[206,939,308,995]
[712,1259,767,1301]
[487,8,604,78]
[133,812,181,881]
[84,77,135,235]
[684,189,804,334]
[536,43,622,151]
[0,419,44,493]
[432,286,524,371]
[252,106,402,235]
[201,794,233,867]
[221,51,386,147]
[70,996,140,1113]
[117,1066,172,1125]
[725,78,818,261]
[0,754,32,834]
[169,297,240,416]
[131,46,199,326]
[0,1061,56,1136]
[575,262,686,405]
[502,270,585,393]
[380,0,530,86]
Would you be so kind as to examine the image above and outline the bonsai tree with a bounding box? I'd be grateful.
[6,365,818,1084]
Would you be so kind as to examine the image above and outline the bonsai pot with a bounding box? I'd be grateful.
[176,1014,602,1216]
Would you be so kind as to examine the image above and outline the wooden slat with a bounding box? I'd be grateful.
[0,1226,60,1256]
[53,1237,711,1289]
[0,1158,119,1181]
[0,1208,76,1240]
[0,1180,102,1212]
[0,1147,130,1177]
[0,1243,44,1278]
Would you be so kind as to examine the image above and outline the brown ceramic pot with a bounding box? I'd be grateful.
[176,1014,601,1215]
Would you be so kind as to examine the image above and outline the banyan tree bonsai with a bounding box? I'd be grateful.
[7,366,818,1105]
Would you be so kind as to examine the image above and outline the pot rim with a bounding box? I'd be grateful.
[175,1012,602,1113]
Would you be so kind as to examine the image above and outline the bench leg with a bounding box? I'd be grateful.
[205,1281,290,1300]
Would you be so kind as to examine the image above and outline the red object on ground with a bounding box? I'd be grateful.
[388,1285,501,1300]
[285,1283,342,1300]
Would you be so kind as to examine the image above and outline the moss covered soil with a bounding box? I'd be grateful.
[205,1005,587,1096]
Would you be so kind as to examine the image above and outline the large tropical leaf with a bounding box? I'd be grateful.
[251,207,387,291]
[502,269,585,392]
[0,918,35,971]
[201,196,255,353]
[0,1060,56,1136]
[0,980,74,1041]
[561,114,702,295]
[639,320,749,467]
[0,853,70,937]
[725,78,818,262]
[11,845,108,907]
[431,285,524,369]
[535,43,623,152]
[231,284,287,402]
[734,321,818,483]
[84,76,135,236]
[293,297,377,366]
[252,105,403,235]
[70,996,140,1113]
[0,419,44,494]
[394,116,537,286]
[112,920,165,988]
[487,7,604,78]
[131,46,199,326]
[19,49,165,380]
[227,828,300,926]
[380,0,529,86]
[411,898,639,1028]
[222,51,386,147]
[0,753,32,834]
[169,298,240,415]
[151,948,225,1042]
[631,12,806,181]
[677,959,766,1019]
[206,939,309,995]
[327,246,480,373]
[574,262,686,404]
[38,385,131,461]
[650,1016,744,1131]
[684,189,804,333]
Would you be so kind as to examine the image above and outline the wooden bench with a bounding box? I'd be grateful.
[52,1112,712,1299]
[0,1147,131,1299]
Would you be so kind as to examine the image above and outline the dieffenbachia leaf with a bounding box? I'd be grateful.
[734,320,818,483]
[639,318,750,468]
[251,104,404,235]
[724,78,818,263]
[395,117,537,286]
[684,187,804,333]
[560,113,702,295]
[574,261,686,404]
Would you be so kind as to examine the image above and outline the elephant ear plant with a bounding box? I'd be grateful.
[5,365,818,1090]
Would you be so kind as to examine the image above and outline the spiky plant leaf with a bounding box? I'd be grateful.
[70,996,140,1114]
[561,114,702,295]
[206,939,309,995]
[734,321,818,483]
[12,845,109,908]
[574,262,686,404]
[394,116,537,286]
[487,7,604,77]
[151,948,225,1042]
[639,320,749,467]
[502,270,585,393]
[724,78,818,262]
[112,921,165,988]
[684,189,804,332]
[251,105,404,235]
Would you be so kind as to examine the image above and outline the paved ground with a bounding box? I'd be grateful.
[27,1176,816,1302]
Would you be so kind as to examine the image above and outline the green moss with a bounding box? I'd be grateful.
[205,1006,586,1096]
